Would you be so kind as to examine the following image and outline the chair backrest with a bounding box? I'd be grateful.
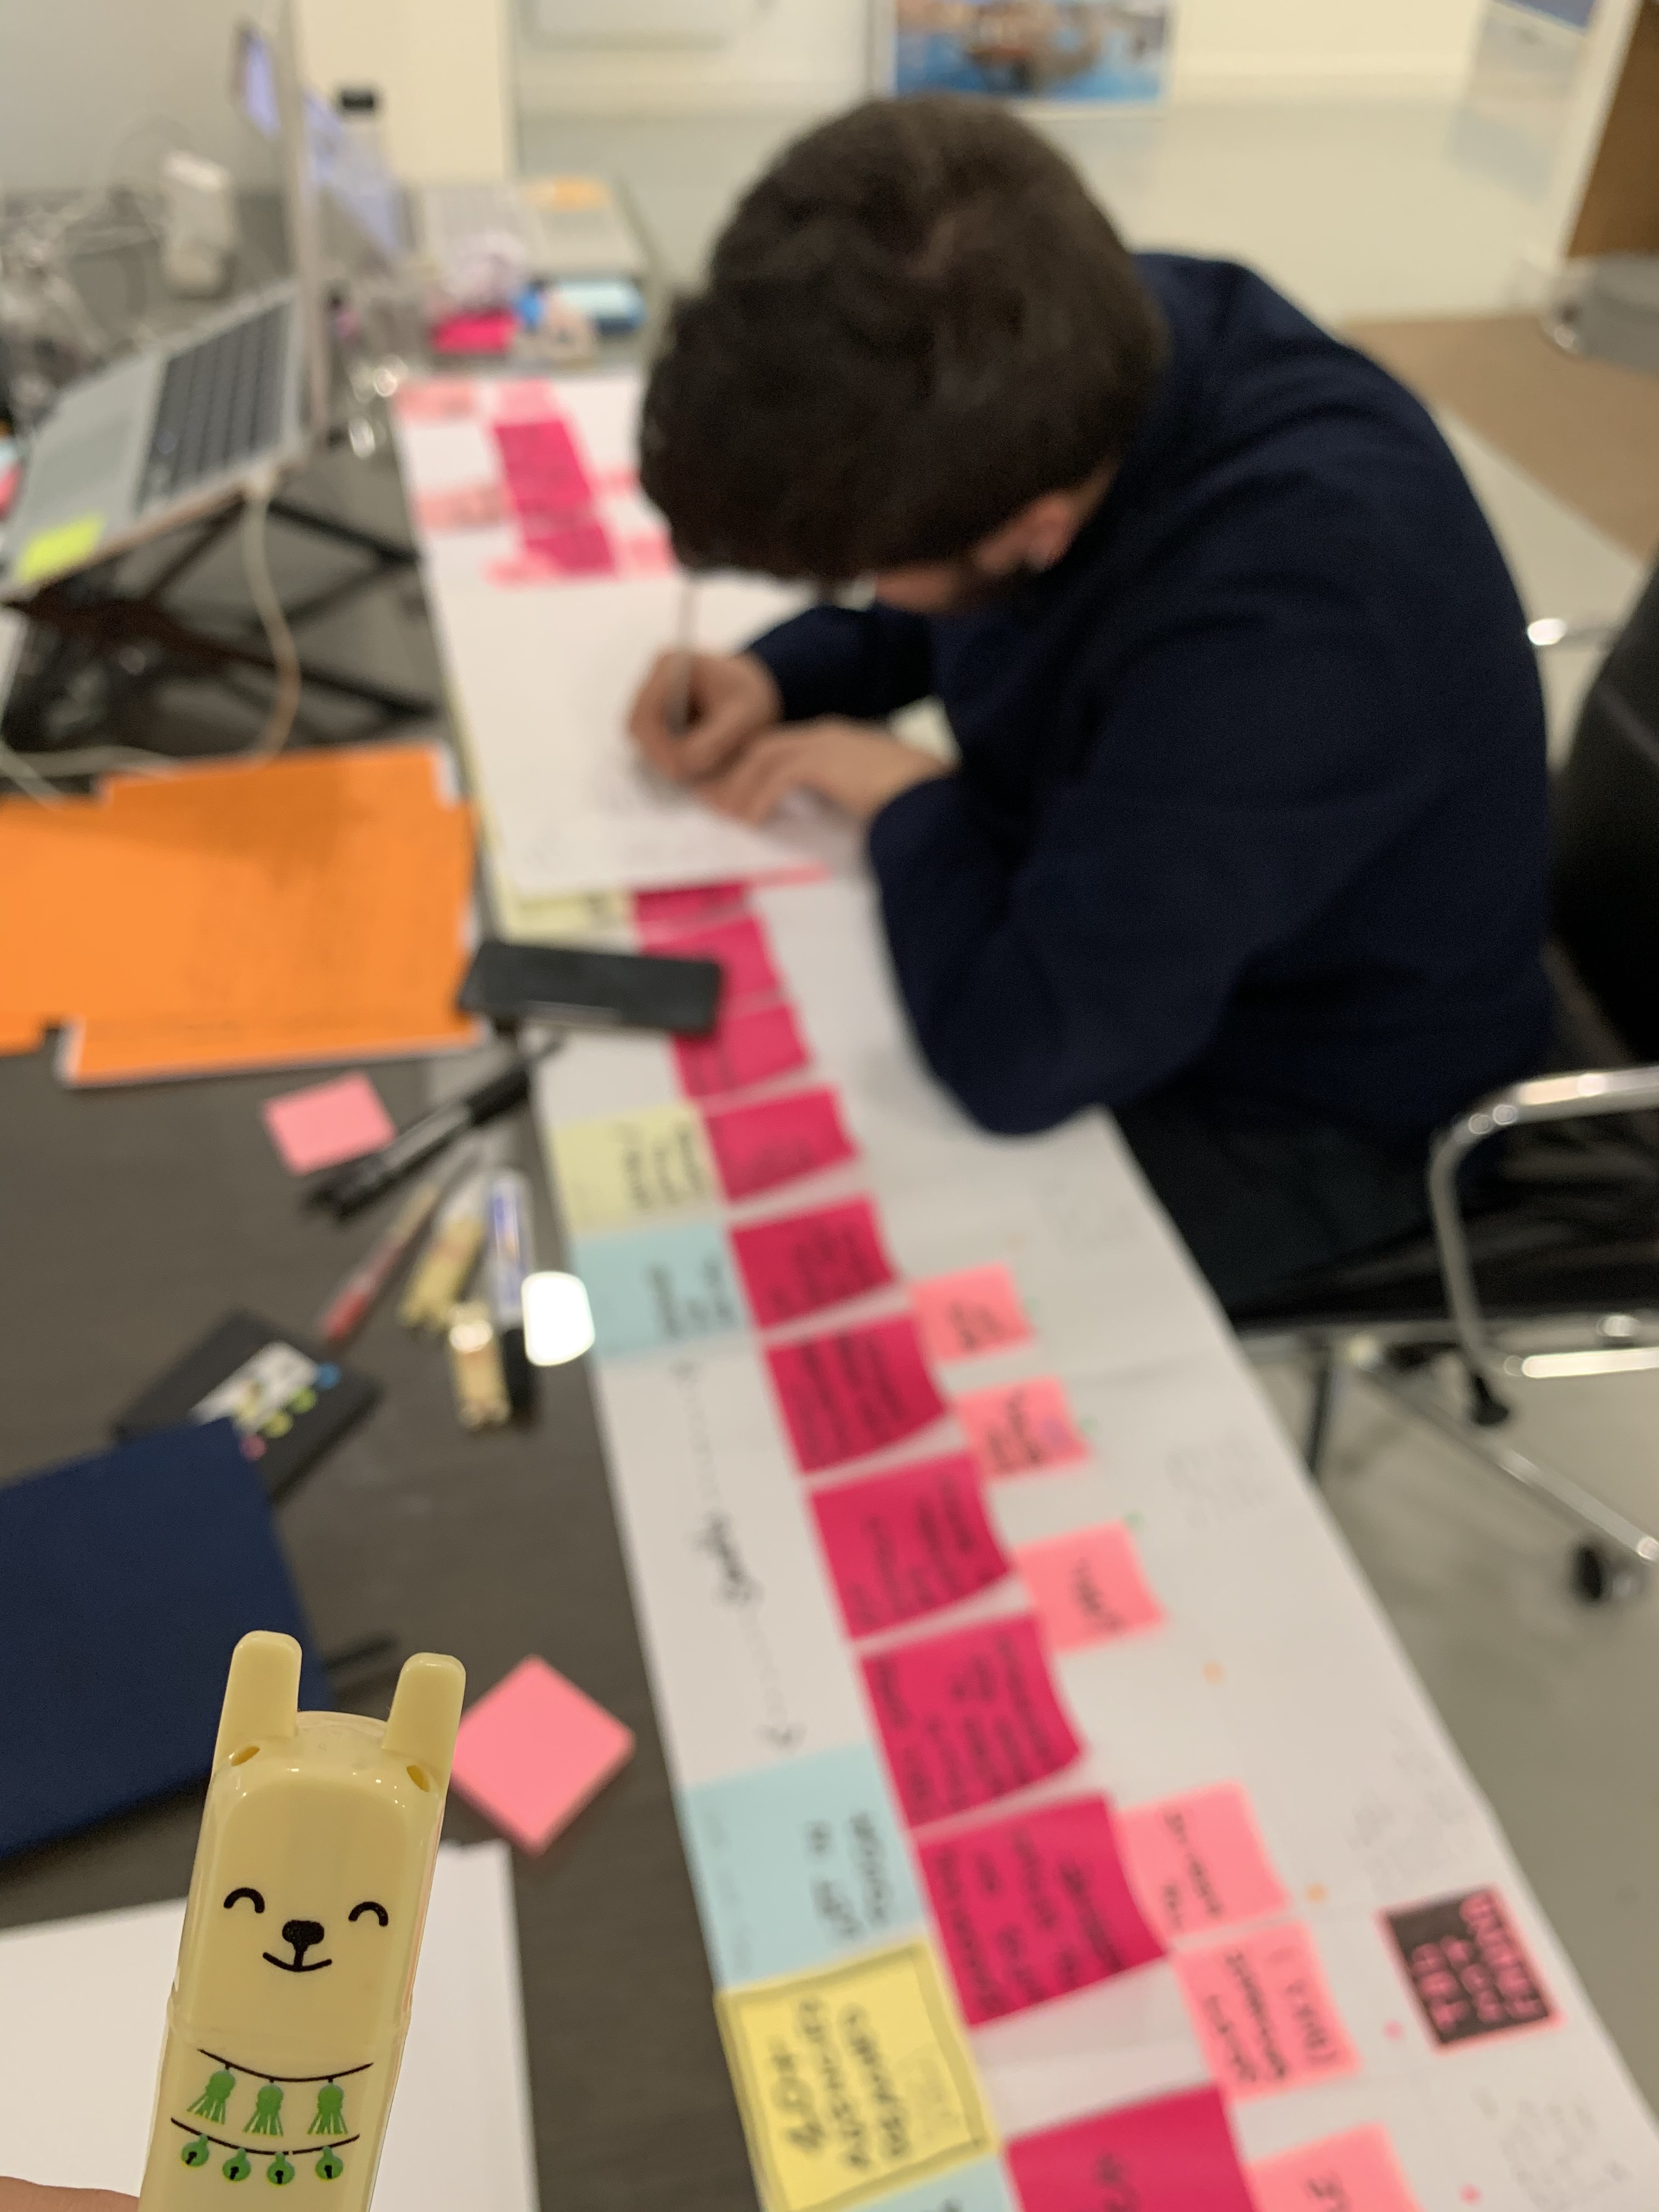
[1553,558,1659,1059]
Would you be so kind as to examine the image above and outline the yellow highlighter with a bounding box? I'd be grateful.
[138,1632,465,2209]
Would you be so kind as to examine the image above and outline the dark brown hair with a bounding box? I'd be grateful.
[639,95,1166,582]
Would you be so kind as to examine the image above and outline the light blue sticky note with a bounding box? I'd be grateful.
[865,2163,1018,2212]
[572,1218,749,1357]
[678,1741,924,1986]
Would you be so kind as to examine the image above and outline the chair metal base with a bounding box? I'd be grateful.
[1243,1327,1659,1604]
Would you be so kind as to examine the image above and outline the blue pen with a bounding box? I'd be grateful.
[486,1169,536,1413]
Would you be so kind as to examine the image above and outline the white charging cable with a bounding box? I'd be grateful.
[239,465,302,756]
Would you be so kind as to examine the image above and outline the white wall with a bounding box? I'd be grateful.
[0,0,273,193]
[296,0,513,180]
[515,0,1489,119]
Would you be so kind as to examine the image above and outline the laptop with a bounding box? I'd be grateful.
[0,281,309,597]
[1,5,323,600]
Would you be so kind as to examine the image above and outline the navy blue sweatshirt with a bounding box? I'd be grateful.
[748,254,1551,1144]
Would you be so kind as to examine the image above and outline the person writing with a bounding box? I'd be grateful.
[628,98,1549,1309]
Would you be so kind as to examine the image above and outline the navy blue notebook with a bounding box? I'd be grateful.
[0,1418,331,1860]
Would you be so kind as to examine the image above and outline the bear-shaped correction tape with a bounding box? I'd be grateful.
[138,1632,465,2210]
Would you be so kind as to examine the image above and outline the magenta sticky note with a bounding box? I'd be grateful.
[1118,1781,1289,1942]
[633,882,747,933]
[1014,1522,1164,1651]
[766,1314,946,1473]
[673,1000,810,1101]
[1174,1923,1359,2101]
[431,308,516,356]
[449,1655,634,1855]
[704,1086,857,1200]
[956,1376,1090,1477]
[811,1452,1009,1636]
[911,1263,1033,1363]
[637,909,780,1000]
[1007,2086,1257,2212]
[921,1795,1163,2027]
[862,1613,1081,1827]
[731,1198,896,1327]
[261,1072,396,1176]
[1249,2125,1425,2212]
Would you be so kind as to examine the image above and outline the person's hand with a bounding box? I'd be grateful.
[699,719,949,827]
[0,2182,136,2212]
[627,650,782,785]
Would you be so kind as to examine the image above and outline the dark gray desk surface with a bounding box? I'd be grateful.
[0,1025,754,2208]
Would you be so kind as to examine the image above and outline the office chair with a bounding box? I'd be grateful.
[1231,562,1659,1604]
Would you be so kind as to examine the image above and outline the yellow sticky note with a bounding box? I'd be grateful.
[15,511,105,585]
[522,173,611,212]
[716,1939,996,2212]
[550,1100,717,1233]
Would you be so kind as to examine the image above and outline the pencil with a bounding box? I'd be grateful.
[667,575,698,737]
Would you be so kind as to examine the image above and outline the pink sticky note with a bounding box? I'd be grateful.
[639,910,780,1000]
[1007,2086,1257,2212]
[395,379,476,420]
[431,308,516,356]
[1118,1782,1289,1942]
[493,415,592,512]
[634,882,748,933]
[956,1376,1090,1477]
[414,481,507,533]
[811,1452,1009,1635]
[704,1086,858,1200]
[1014,1522,1164,1650]
[766,1314,946,1473]
[673,1000,810,1101]
[449,1656,634,1854]
[1175,1923,1359,2101]
[261,1072,396,1175]
[731,1198,895,1326]
[921,1795,1162,2026]
[862,1614,1081,1827]
[1250,2125,1425,2212]
[911,1263,1033,1363]
[522,517,614,577]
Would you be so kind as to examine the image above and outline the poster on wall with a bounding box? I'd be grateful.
[889,1,1172,104]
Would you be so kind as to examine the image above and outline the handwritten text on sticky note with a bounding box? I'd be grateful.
[863,1614,1081,1828]
[704,1086,857,1200]
[956,1377,1090,1477]
[1249,2125,1425,2212]
[674,1000,810,1101]
[637,909,779,999]
[811,1453,1010,1637]
[680,1741,923,1987]
[1006,2086,1258,2212]
[572,1220,747,1357]
[1014,1522,1164,1650]
[731,1198,895,1327]
[551,1102,716,1233]
[921,1795,1163,2026]
[1118,1782,1289,1942]
[1175,1923,1359,2101]
[767,1316,946,1473]
[715,1939,996,2212]
[911,1264,1032,1363]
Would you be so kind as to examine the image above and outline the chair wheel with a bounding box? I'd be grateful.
[1571,1543,1647,1605]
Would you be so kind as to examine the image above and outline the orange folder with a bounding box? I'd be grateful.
[0,744,480,1084]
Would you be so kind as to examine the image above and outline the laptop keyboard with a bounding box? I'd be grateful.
[139,299,291,511]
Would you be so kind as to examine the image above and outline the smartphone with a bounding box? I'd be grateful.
[458,938,721,1036]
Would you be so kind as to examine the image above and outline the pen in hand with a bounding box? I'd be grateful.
[667,575,698,738]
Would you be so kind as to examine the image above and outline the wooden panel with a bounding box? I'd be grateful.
[1570,0,1659,256]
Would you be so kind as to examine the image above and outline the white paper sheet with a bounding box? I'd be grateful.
[0,1842,538,2212]
[533,872,1659,2209]
[396,368,863,900]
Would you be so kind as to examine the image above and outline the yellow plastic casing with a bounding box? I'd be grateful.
[137,1633,465,2211]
